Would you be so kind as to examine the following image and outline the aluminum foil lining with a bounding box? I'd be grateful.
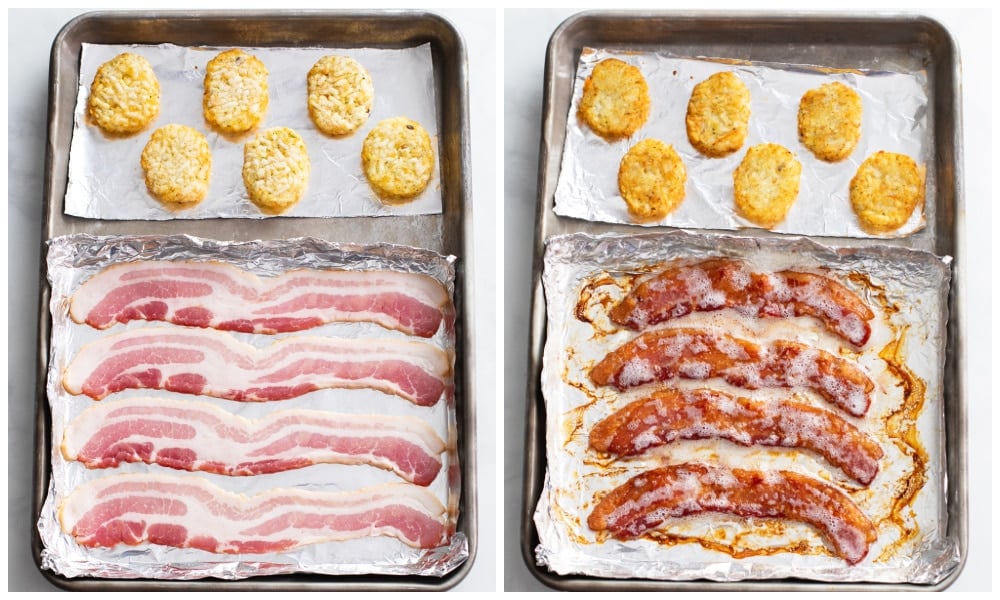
[65,43,442,220]
[39,234,467,580]
[553,49,929,238]
[534,231,957,583]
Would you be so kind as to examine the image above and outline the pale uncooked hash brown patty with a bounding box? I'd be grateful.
[685,71,751,158]
[242,127,311,213]
[140,124,212,206]
[307,55,375,136]
[578,58,650,140]
[850,151,924,234]
[618,138,687,222]
[733,143,803,229]
[203,49,269,134]
[798,81,863,162]
[87,52,161,135]
[361,117,435,202]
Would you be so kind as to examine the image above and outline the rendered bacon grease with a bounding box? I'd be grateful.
[60,474,448,552]
[588,463,878,565]
[62,397,445,486]
[69,260,453,338]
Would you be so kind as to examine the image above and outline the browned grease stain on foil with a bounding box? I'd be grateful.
[575,272,640,336]
[875,326,929,562]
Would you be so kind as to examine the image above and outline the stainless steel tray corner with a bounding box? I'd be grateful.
[521,10,966,591]
[33,10,476,591]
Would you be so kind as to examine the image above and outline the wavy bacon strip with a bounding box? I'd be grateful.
[62,327,451,406]
[588,463,877,564]
[60,474,447,551]
[590,328,873,416]
[610,259,874,347]
[62,397,445,485]
[70,260,453,338]
[590,388,883,484]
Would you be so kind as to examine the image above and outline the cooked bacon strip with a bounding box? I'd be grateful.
[590,389,883,484]
[62,327,451,406]
[62,397,445,485]
[588,463,877,564]
[590,328,873,416]
[70,261,452,338]
[610,259,874,347]
[60,474,447,551]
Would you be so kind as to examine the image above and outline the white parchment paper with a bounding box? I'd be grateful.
[534,231,957,583]
[65,43,442,220]
[554,49,929,238]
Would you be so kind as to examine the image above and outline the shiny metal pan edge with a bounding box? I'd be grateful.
[33,10,476,591]
[521,10,965,591]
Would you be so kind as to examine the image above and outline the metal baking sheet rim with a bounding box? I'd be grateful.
[520,10,967,591]
[32,10,477,591]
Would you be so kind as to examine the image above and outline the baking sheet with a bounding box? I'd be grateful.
[533,231,957,583]
[39,234,467,579]
[553,49,929,238]
[38,11,475,590]
[65,42,442,220]
[522,12,965,591]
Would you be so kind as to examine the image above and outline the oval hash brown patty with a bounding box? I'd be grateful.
[798,81,862,162]
[140,124,212,207]
[850,151,923,234]
[618,138,687,222]
[733,143,802,229]
[307,55,375,136]
[578,58,650,140]
[361,117,435,203]
[87,52,160,135]
[242,127,311,213]
[686,71,751,158]
[203,49,269,134]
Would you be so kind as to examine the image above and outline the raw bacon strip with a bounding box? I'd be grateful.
[590,328,873,416]
[588,462,877,564]
[610,259,874,347]
[590,388,883,484]
[62,327,451,406]
[70,261,451,338]
[62,397,445,486]
[59,474,447,551]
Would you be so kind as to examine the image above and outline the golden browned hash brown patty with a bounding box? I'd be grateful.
[242,127,311,213]
[87,53,160,135]
[686,71,751,158]
[618,138,687,222]
[578,58,650,140]
[798,81,863,162]
[140,124,212,206]
[203,49,269,134]
[361,117,435,203]
[850,151,923,234]
[733,143,803,229]
[307,55,375,136]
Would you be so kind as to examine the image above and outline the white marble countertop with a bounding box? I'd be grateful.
[501,7,991,592]
[6,7,496,592]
